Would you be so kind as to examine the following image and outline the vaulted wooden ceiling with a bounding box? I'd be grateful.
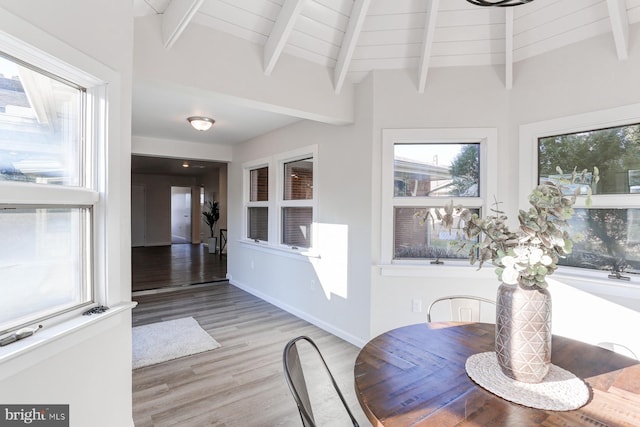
[134,0,639,93]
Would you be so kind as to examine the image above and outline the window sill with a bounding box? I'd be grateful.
[239,239,320,260]
[378,261,495,278]
[378,262,640,307]
[0,302,137,372]
[551,267,640,299]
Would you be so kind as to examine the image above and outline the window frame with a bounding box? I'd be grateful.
[519,103,640,286]
[0,27,107,335]
[243,159,271,243]
[381,128,498,266]
[277,149,316,250]
[242,145,318,256]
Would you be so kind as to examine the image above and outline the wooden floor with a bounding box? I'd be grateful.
[132,244,227,292]
[132,283,368,426]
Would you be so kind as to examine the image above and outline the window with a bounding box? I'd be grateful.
[520,103,640,279]
[0,42,105,334]
[247,166,268,241]
[537,123,640,274]
[243,146,317,253]
[281,157,313,248]
[381,128,498,265]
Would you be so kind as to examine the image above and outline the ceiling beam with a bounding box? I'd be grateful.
[264,0,305,76]
[417,0,440,94]
[606,0,629,60]
[505,8,514,90]
[334,0,371,94]
[162,0,204,49]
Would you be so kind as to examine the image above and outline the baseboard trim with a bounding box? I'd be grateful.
[229,279,367,349]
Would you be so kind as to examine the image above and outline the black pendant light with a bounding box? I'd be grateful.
[466,0,533,6]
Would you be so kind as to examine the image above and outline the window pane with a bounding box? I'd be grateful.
[0,207,90,332]
[0,54,84,186]
[394,207,479,259]
[561,208,640,273]
[250,166,268,202]
[394,143,480,197]
[538,123,640,195]
[282,207,312,248]
[284,158,313,200]
[248,207,268,241]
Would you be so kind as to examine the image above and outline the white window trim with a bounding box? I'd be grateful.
[241,145,319,258]
[380,128,498,270]
[519,103,640,293]
[276,146,318,251]
[519,103,640,209]
[243,158,271,243]
[0,8,132,365]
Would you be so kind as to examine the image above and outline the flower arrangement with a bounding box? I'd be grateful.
[429,167,599,288]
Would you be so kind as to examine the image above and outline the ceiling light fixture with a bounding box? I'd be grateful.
[187,116,215,131]
[182,161,189,168]
[466,0,533,6]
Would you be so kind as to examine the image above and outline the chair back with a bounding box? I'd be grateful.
[283,336,359,427]
[597,341,639,360]
[427,295,496,322]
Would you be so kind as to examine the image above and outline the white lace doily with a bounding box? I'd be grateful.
[465,352,590,411]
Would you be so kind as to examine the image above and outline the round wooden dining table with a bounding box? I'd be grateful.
[354,322,640,426]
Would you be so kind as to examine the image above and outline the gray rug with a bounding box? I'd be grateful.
[132,317,221,369]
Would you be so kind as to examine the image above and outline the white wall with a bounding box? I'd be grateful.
[132,173,200,246]
[0,2,135,426]
[228,25,640,353]
[228,78,374,346]
[369,27,640,343]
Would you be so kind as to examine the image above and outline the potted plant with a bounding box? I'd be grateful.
[202,200,220,254]
[424,167,598,383]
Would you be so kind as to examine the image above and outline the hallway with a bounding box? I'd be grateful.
[132,244,227,293]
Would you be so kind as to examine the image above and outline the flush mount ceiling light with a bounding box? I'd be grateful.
[187,116,215,131]
[182,161,189,168]
[466,0,533,6]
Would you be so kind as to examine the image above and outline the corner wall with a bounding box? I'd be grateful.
[228,77,374,346]
[0,2,135,426]
[229,25,640,349]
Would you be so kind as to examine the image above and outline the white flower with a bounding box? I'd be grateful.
[501,255,523,285]
[540,254,553,266]
[513,246,530,263]
[527,247,543,265]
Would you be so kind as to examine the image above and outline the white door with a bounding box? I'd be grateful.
[171,186,192,244]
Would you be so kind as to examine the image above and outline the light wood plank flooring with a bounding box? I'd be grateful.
[132,282,369,426]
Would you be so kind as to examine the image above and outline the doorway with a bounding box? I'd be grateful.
[171,186,191,244]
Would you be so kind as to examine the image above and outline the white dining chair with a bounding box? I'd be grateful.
[426,295,496,322]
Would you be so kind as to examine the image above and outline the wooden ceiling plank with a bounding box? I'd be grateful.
[418,0,440,94]
[334,0,371,94]
[162,0,205,49]
[606,0,630,60]
[505,8,514,90]
[264,0,305,75]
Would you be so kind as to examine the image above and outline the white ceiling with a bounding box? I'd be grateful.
[131,0,640,166]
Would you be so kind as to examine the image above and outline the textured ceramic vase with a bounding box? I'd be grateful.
[495,282,552,383]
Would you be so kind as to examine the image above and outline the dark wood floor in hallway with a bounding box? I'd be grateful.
[131,283,368,427]
[132,244,227,292]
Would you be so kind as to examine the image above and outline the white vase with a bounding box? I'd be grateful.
[207,237,217,254]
